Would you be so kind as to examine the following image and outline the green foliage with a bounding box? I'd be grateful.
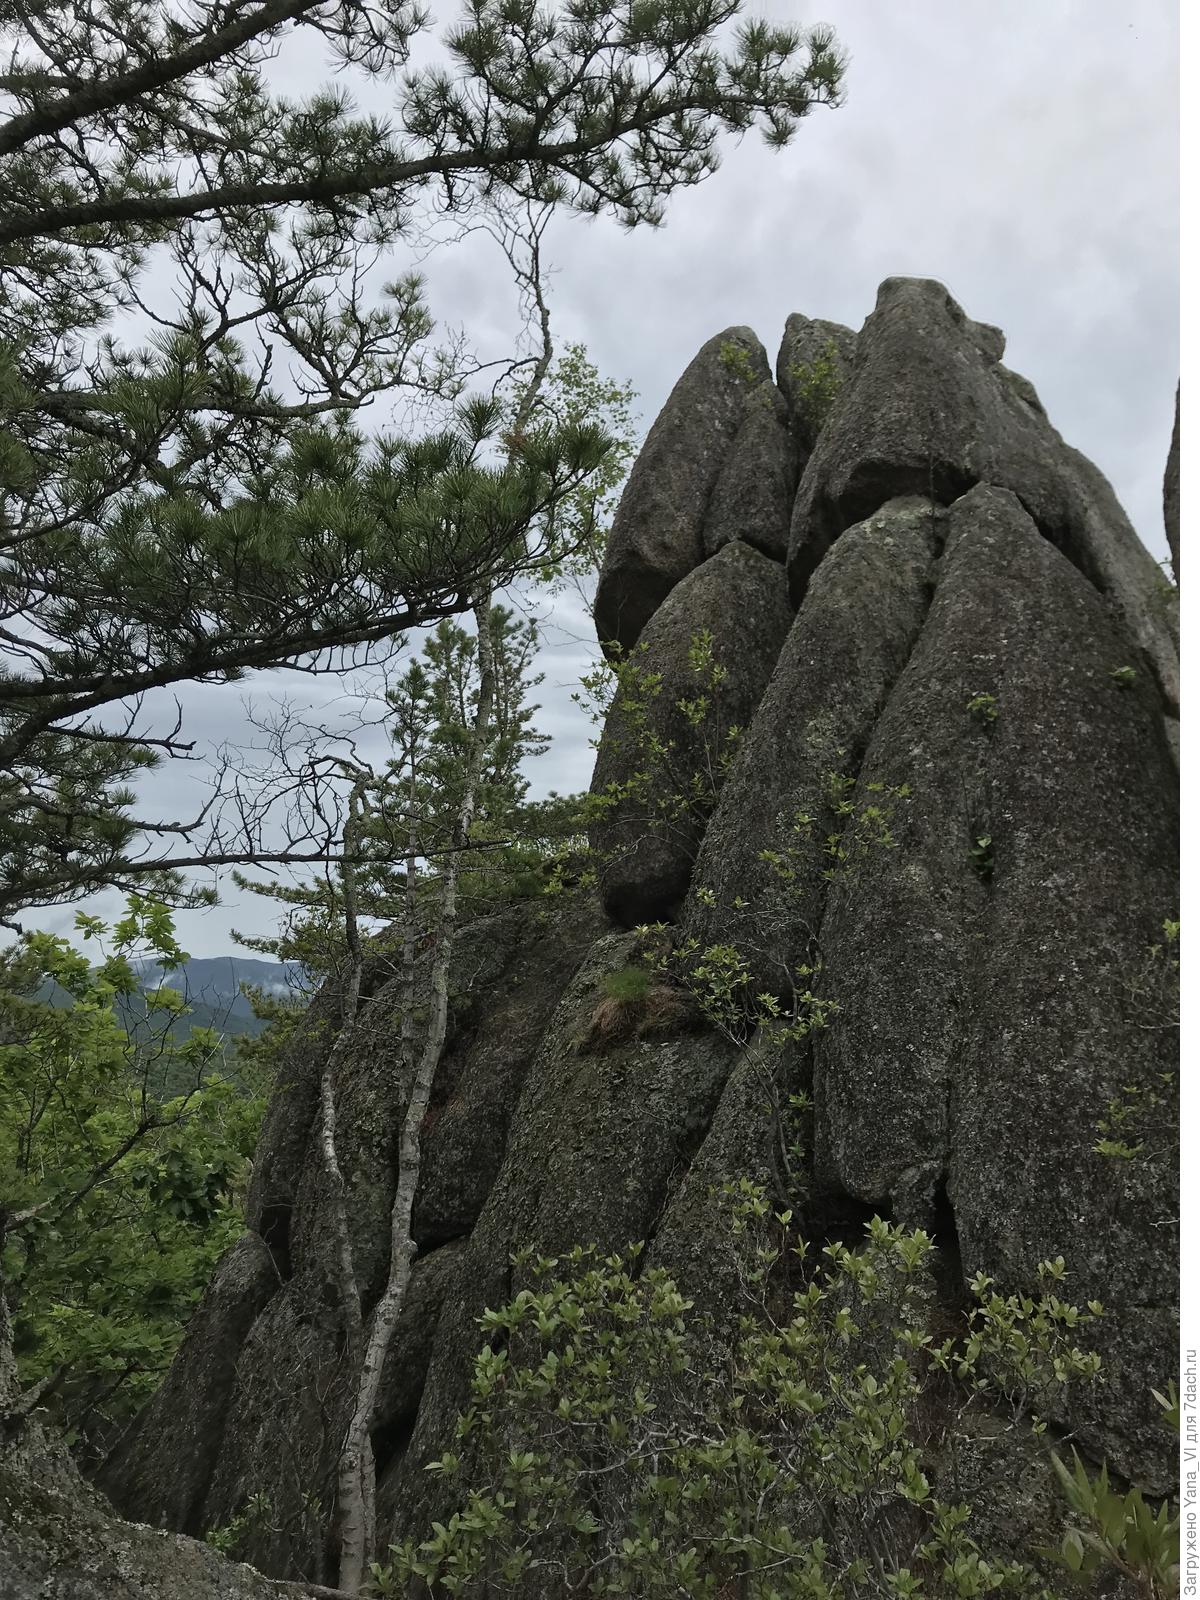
[0,0,845,919]
[788,337,848,432]
[816,772,908,881]
[1109,666,1138,689]
[685,764,907,1053]
[966,693,998,726]
[580,627,744,864]
[648,932,836,1055]
[236,606,586,980]
[204,1494,277,1559]
[0,899,265,1457]
[227,982,311,1106]
[373,1187,1108,1599]
[1094,920,1178,1161]
[601,965,654,1004]
[1121,919,1180,1033]
[969,834,995,883]
[1039,1451,1177,1598]
[1093,1075,1175,1162]
[504,343,639,585]
[718,339,765,387]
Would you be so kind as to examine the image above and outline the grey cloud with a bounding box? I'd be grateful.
[24,1,1177,956]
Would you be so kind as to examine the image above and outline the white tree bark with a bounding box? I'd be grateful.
[317,777,372,1578]
[334,232,555,1590]
[335,598,497,1595]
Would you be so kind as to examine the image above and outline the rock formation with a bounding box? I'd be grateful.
[77,280,1176,1591]
[589,537,792,926]
[591,326,770,655]
[0,1421,328,1600]
[1165,384,1180,580]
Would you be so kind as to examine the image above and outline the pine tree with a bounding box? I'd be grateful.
[0,0,846,921]
[232,605,579,977]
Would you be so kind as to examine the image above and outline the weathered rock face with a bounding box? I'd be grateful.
[790,278,1178,709]
[100,895,606,1582]
[813,485,1177,1483]
[775,312,857,454]
[592,327,770,656]
[1,1424,326,1600]
[1165,384,1180,580]
[646,1037,797,1326]
[381,929,737,1544]
[700,381,799,562]
[89,283,1177,1590]
[684,496,939,995]
[589,539,793,926]
[100,1234,279,1538]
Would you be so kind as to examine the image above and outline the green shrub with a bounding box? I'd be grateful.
[0,899,265,1459]
[373,1186,1126,1600]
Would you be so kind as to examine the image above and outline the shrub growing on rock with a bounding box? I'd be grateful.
[373,1184,1175,1599]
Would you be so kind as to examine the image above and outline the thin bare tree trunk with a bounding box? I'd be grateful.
[335,598,497,1594]
[318,777,372,1574]
[334,225,554,1590]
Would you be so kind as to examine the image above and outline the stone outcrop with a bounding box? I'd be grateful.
[1165,384,1180,580]
[684,496,939,995]
[789,278,1178,709]
[101,895,606,1580]
[775,312,857,454]
[380,928,737,1543]
[592,327,770,656]
[88,282,1178,1591]
[700,381,798,562]
[1,1424,326,1600]
[100,1234,279,1539]
[588,539,792,926]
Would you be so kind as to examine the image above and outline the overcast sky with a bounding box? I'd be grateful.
[34,0,1179,959]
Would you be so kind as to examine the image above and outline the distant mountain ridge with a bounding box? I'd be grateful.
[35,954,306,1044]
[132,955,307,1039]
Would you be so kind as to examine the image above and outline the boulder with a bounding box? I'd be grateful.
[647,1038,796,1325]
[1165,384,1179,580]
[93,293,1179,1580]
[589,540,793,926]
[413,894,607,1246]
[244,926,417,1269]
[700,382,799,562]
[287,897,603,1305]
[775,312,857,454]
[814,484,1178,1482]
[198,1241,465,1581]
[684,498,939,997]
[593,327,770,656]
[788,278,1179,709]
[197,1273,350,1581]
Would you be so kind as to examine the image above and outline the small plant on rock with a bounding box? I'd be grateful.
[970,833,995,883]
[787,336,846,433]
[576,961,690,1055]
[966,692,998,726]
[1040,1449,1178,1599]
[718,339,765,387]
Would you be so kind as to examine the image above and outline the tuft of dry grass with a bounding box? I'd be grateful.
[574,981,691,1055]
